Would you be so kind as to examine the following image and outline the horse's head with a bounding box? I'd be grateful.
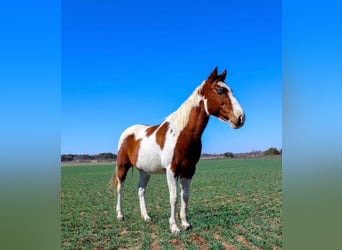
[201,67,245,129]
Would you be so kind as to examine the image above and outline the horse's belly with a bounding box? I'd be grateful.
[135,139,166,174]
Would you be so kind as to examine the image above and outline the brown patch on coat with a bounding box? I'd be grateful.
[146,125,159,137]
[144,122,169,149]
[122,134,141,166]
[171,101,209,178]
[156,122,169,150]
[116,134,141,182]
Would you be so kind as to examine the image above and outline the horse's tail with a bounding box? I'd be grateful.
[107,165,119,193]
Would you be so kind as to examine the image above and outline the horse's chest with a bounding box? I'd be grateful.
[171,138,202,177]
[175,138,201,159]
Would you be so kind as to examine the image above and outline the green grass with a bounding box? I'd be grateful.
[62,158,282,249]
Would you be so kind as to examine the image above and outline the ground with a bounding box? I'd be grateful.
[62,158,282,249]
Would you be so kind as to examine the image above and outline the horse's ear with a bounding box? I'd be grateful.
[207,67,218,83]
[217,69,227,82]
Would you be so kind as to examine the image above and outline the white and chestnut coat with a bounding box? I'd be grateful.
[110,67,245,234]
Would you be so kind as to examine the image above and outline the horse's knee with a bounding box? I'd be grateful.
[170,194,177,205]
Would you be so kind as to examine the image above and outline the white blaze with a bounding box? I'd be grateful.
[218,81,244,118]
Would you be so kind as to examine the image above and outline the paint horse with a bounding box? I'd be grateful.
[110,67,245,234]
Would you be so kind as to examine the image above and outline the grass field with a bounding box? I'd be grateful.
[61,158,282,249]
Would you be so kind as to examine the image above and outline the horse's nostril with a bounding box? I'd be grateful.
[238,114,245,125]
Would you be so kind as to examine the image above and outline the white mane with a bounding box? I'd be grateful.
[166,81,206,131]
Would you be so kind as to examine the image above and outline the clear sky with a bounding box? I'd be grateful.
[61,0,281,154]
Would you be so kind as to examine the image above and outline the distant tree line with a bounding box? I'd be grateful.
[61,148,281,162]
[263,147,281,156]
[61,153,117,162]
[222,147,281,159]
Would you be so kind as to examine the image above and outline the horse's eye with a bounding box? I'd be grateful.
[216,87,225,95]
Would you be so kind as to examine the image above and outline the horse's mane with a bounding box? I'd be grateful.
[166,81,205,131]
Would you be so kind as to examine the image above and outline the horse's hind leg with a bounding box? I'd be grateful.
[138,170,151,222]
[114,162,131,221]
[115,177,124,220]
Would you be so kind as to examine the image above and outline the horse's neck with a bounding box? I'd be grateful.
[166,85,209,141]
[178,100,209,141]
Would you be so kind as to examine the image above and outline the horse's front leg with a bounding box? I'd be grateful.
[166,168,180,235]
[180,177,191,230]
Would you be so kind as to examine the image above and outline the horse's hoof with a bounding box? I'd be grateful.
[182,223,192,230]
[171,229,180,236]
[117,215,124,221]
[143,216,152,223]
[170,225,181,235]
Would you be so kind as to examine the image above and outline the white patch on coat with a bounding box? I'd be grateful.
[160,122,180,168]
[135,125,165,173]
[117,124,147,150]
[217,81,228,88]
[217,81,244,118]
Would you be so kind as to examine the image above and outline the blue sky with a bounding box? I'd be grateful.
[62,0,281,154]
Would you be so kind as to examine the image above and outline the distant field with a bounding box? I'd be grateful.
[61,158,282,249]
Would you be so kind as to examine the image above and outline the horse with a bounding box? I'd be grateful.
[109,67,245,234]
